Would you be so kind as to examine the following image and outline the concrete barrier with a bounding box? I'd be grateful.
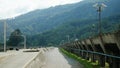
[24,49,46,68]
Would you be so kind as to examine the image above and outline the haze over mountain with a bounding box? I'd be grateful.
[0,0,83,19]
[0,0,120,45]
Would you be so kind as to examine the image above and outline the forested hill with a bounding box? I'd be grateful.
[27,14,120,46]
[0,0,120,45]
[0,0,119,35]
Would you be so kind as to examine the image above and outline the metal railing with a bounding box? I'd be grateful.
[66,47,120,59]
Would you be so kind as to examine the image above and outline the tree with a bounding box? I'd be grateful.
[7,29,23,46]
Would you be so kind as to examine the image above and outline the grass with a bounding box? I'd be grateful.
[60,48,101,68]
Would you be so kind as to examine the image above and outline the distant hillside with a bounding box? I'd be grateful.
[27,15,120,46]
[0,0,120,34]
[0,0,120,43]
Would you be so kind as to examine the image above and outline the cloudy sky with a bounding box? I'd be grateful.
[0,0,82,19]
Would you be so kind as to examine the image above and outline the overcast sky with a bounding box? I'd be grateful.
[0,0,82,19]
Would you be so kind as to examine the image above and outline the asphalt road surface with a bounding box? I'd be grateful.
[40,48,83,68]
[0,48,83,68]
[0,49,39,68]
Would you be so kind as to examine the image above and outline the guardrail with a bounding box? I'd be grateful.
[69,48,120,59]
[63,47,120,68]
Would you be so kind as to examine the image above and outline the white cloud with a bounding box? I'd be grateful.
[0,0,82,19]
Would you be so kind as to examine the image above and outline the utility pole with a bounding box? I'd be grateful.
[23,35,26,49]
[93,3,107,67]
[4,20,6,52]
[93,3,107,35]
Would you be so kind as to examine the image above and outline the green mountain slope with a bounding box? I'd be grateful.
[27,15,120,46]
[0,0,119,35]
[0,0,120,44]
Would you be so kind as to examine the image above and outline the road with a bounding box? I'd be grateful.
[0,49,39,68]
[40,47,83,68]
[0,48,83,68]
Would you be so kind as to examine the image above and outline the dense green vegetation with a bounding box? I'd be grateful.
[0,0,120,35]
[0,0,120,47]
[27,15,120,46]
[7,29,24,46]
